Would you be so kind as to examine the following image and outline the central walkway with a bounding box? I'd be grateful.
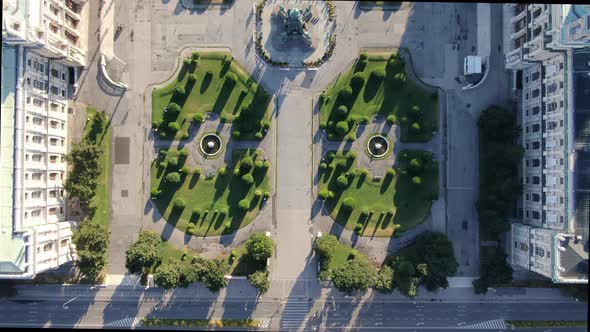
[274,88,316,282]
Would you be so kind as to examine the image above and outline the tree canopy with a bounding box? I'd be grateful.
[125,231,162,275]
[331,259,378,294]
[64,139,103,205]
[72,222,110,281]
[246,233,275,262]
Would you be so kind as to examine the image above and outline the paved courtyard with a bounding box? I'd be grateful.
[72,0,513,295]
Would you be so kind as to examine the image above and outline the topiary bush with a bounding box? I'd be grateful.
[226,72,237,84]
[319,121,327,129]
[409,158,422,173]
[192,51,200,60]
[387,114,397,124]
[241,173,254,185]
[193,167,202,175]
[232,130,240,138]
[318,189,334,201]
[336,175,348,189]
[350,72,366,91]
[335,121,349,136]
[183,58,192,65]
[167,102,181,114]
[150,188,161,198]
[336,105,348,118]
[327,152,336,161]
[166,172,181,183]
[411,122,421,132]
[319,162,328,170]
[168,122,180,132]
[173,198,186,208]
[218,167,226,176]
[179,148,189,157]
[152,120,160,128]
[411,105,421,116]
[255,132,263,140]
[371,68,386,81]
[192,207,202,216]
[339,85,353,100]
[347,151,357,160]
[359,52,368,61]
[168,157,179,167]
[192,113,204,123]
[240,157,254,173]
[238,199,250,211]
[342,197,356,210]
[412,176,422,185]
[175,85,186,96]
[188,73,197,83]
[386,168,396,177]
[181,166,190,174]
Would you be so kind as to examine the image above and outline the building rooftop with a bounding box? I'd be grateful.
[557,236,589,280]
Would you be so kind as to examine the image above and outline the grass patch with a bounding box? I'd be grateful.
[507,320,587,328]
[221,244,262,276]
[151,148,270,237]
[319,149,438,237]
[327,241,369,272]
[152,51,271,141]
[319,52,437,142]
[140,318,259,328]
[84,107,112,228]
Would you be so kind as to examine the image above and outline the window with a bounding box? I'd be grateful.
[525,93,529,100]
[560,216,564,223]
[60,239,69,247]
[33,80,45,90]
[559,63,564,69]
[532,211,541,219]
[532,72,540,81]
[50,156,58,163]
[32,117,43,125]
[32,136,43,144]
[32,173,42,180]
[532,193,540,202]
[560,101,564,108]
[532,89,540,98]
[526,126,530,133]
[50,86,59,95]
[525,109,529,116]
[526,210,530,217]
[27,59,31,66]
[25,193,29,199]
[532,159,541,167]
[560,197,564,204]
[50,138,58,146]
[33,62,44,73]
[560,82,563,89]
[532,124,540,132]
[532,141,540,149]
[533,176,540,184]
[62,72,66,81]
[535,247,545,257]
[560,177,564,184]
[49,173,58,180]
[560,158,564,165]
[532,106,540,115]
[514,241,518,248]
[31,210,41,217]
[26,116,30,123]
[526,177,530,184]
[526,143,529,150]
[43,243,53,252]
[51,68,59,78]
[49,190,58,198]
[61,89,65,97]
[31,191,42,199]
[25,212,29,219]
[50,121,59,128]
[32,155,42,162]
[48,207,58,215]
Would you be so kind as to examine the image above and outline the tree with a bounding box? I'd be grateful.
[248,270,270,294]
[331,259,377,294]
[314,234,339,259]
[167,102,181,114]
[374,265,394,294]
[72,222,109,281]
[336,105,348,117]
[335,121,349,136]
[192,113,204,123]
[154,258,197,289]
[241,173,254,185]
[339,85,353,100]
[336,175,348,189]
[194,258,227,292]
[166,172,181,183]
[246,233,274,262]
[342,197,356,210]
[238,199,250,211]
[64,139,103,206]
[125,231,162,275]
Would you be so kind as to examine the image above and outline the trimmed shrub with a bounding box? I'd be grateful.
[232,130,241,138]
[183,58,192,65]
[192,207,202,215]
[193,167,202,175]
[371,68,386,81]
[355,223,363,235]
[167,102,181,114]
[238,199,250,211]
[226,72,237,83]
[241,173,254,185]
[254,190,262,198]
[173,198,186,208]
[263,191,271,199]
[412,176,422,185]
[168,122,180,132]
[181,166,190,174]
[335,121,349,136]
[218,167,226,176]
[411,122,421,132]
[345,134,356,142]
[342,197,356,210]
[255,160,264,170]
[150,188,161,198]
[386,168,396,177]
[336,105,348,117]
[158,131,167,138]
[411,105,421,116]
[319,162,328,170]
[387,114,397,124]
[240,157,254,173]
[159,161,168,168]
[188,73,197,83]
[261,120,271,130]
[319,121,327,129]
[175,85,186,96]
[327,152,336,161]
[181,132,189,140]
[179,148,189,157]
[336,175,348,189]
[351,72,366,91]
[255,132,264,140]
[168,157,179,167]
[409,158,422,173]
[192,113,204,123]
[359,52,368,61]
[347,151,357,160]
[318,189,332,201]
[263,160,271,169]
[338,85,353,100]
[152,120,160,128]
[359,168,369,176]
[233,168,240,176]
[192,51,200,60]
[400,116,408,124]
[166,172,181,183]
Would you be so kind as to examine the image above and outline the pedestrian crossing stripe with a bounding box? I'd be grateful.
[105,317,142,327]
[459,319,507,329]
[258,318,271,328]
[281,300,310,330]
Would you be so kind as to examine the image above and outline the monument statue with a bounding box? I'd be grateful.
[277,5,313,46]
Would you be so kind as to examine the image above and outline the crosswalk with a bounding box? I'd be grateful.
[105,317,142,327]
[258,318,271,329]
[460,319,507,329]
[281,300,310,331]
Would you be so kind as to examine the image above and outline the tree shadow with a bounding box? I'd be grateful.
[211,78,236,114]
[232,90,247,115]
[200,71,213,94]
[379,174,393,194]
[356,172,367,188]
[363,71,383,102]
[188,173,200,189]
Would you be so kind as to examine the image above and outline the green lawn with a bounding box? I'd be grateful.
[84,107,112,228]
[152,51,271,141]
[319,149,438,237]
[319,53,437,142]
[151,148,270,237]
[328,241,370,271]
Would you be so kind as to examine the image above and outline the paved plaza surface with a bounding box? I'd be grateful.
[25,0,575,330]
